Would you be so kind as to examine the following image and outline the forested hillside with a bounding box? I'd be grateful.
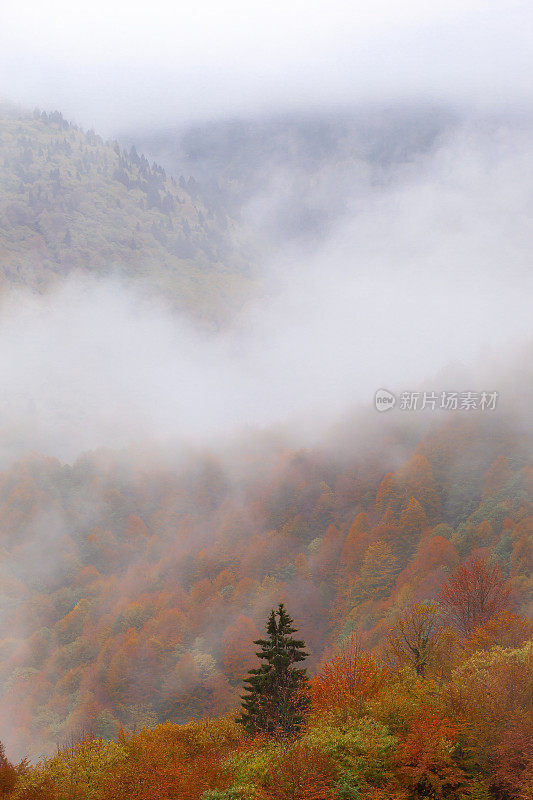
[6,637,533,799]
[0,104,531,799]
[127,106,457,251]
[0,108,250,320]
[0,410,530,763]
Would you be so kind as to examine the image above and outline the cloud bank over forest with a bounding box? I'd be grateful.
[0,119,531,463]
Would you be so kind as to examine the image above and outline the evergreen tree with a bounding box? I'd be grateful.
[237,603,310,739]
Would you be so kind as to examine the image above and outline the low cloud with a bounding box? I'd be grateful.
[0,118,531,464]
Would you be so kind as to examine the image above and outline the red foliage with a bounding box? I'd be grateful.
[0,416,530,762]
[491,721,533,799]
[440,557,512,636]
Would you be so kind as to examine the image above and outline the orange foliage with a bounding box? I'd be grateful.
[398,535,459,590]
[221,615,260,682]
[376,472,404,515]
[339,512,371,574]
[101,748,226,799]
[99,720,240,800]
[312,634,388,716]
[464,610,533,652]
[396,712,465,799]
[0,415,530,763]
[399,454,441,519]
[396,497,428,556]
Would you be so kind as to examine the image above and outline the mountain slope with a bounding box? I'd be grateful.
[0,108,250,321]
[126,105,457,252]
[0,411,530,759]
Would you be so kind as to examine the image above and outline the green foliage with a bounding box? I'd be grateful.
[93,711,121,740]
[444,483,479,527]
[224,742,279,786]
[494,472,530,509]
[365,670,431,736]
[432,523,454,540]
[201,789,252,800]
[305,717,396,786]
[5,641,532,799]
[462,778,494,799]
[469,499,508,529]
[334,775,363,799]
[113,603,153,633]
[491,531,513,576]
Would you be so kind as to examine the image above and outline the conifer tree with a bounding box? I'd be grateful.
[237,603,310,739]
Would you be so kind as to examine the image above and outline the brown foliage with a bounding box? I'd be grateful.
[385,601,445,677]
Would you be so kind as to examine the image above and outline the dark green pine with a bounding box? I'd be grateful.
[237,603,310,739]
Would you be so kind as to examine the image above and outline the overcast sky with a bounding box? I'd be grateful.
[1,1,532,133]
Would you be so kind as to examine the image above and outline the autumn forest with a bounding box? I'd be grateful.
[0,402,531,798]
[0,34,532,797]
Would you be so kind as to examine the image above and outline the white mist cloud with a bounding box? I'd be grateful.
[0,120,530,464]
[0,1,532,131]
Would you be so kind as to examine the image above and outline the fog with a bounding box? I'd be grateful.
[1,1,533,133]
[0,118,531,465]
